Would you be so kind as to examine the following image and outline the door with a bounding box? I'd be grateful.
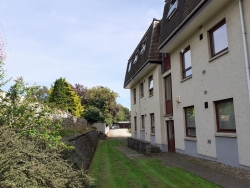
[167,121,175,152]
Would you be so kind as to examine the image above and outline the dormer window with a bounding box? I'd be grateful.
[133,50,139,64]
[167,0,178,18]
[140,38,147,55]
[127,61,132,72]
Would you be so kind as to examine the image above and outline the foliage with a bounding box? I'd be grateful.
[72,83,88,105]
[114,104,130,122]
[0,126,95,188]
[89,139,218,188]
[0,77,62,148]
[48,78,83,117]
[34,85,49,101]
[83,106,104,124]
[85,86,119,125]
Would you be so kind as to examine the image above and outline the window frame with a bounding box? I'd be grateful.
[167,0,178,19]
[127,61,132,72]
[184,106,196,138]
[181,46,192,79]
[133,88,136,104]
[148,75,153,96]
[215,98,236,133]
[133,50,139,64]
[140,38,147,55]
[140,82,144,98]
[141,115,145,130]
[134,116,137,132]
[150,113,155,133]
[208,19,228,58]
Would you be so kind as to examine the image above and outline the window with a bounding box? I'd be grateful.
[164,74,173,115]
[185,106,196,137]
[215,99,236,132]
[127,61,132,72]
[134,116,137,131]
[209,19,228,57]
[167,0,178,18]
[133,50,139,64]
[181,46,192,79]
[140,38,147,54]
[140,82,144,97]
[133,88,136,104]
[141,115,145,129]
[150,113,155,133]
[163,53,171,73]
[148,75,153,96]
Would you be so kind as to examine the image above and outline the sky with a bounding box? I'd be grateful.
[0,0,164,109]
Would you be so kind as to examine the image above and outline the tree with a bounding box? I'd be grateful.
[84,86,119,125]
[48,78,83,117]
[72,83,88,105]
[83,106,104,124]
[114,104,130,122]
[34,86,49,101]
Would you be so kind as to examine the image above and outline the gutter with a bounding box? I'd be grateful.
[238,0,250,103]
[124,60,162,88]
[158,0,207,51]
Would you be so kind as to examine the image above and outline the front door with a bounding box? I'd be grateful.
[167,121,175,152]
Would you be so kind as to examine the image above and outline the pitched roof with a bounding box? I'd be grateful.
[159,0,208,51]
[123,19,162,88]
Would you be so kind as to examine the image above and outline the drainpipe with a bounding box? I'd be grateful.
[238,0,250,103]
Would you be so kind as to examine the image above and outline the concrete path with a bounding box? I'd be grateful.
[107,128,131,137]
[111,137,250,188]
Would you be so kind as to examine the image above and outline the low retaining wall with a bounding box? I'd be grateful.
[127,137,151,155]
[67,130,99,170]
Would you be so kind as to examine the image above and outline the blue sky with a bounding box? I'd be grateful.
[0,0,164,109]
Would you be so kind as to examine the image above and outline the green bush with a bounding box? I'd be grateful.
[0,126,95,188]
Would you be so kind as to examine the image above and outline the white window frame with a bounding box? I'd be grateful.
[167,0,178,19]
[133,50,139,64]
[127,61,132,72]
[140,38,147,55]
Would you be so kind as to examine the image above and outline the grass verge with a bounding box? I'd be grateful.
[89,139,220,188]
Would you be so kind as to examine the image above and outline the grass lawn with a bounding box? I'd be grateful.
[89,139,220,188]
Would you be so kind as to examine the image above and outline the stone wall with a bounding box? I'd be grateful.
[66,130,99,170]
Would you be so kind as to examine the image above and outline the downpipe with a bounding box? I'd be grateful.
[238,0,250,103]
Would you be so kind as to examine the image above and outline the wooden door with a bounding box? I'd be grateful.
[167,121,175,152]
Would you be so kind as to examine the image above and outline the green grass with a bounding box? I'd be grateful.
[89,139,220,188]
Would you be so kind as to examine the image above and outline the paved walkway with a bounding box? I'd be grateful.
[113,137,250,188]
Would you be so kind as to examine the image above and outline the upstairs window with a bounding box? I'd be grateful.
[148,75,153,96]
[140,82,144,97]
[133,50,139,64]
[127,61,132,72]
[208,19,228,57]
[167,0,178,18]
[181,46,192,79]
[133,88,136,104]
[140,38,147,55]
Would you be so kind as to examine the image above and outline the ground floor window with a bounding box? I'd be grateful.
[215,98,236,132]
[150,113,155,133]
[134,116,137,131]
[184,106,196,137]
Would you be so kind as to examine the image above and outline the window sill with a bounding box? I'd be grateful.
[150,133,155,136]
[149,94,154,98]
[215,132,237,138]
[141,129,145,131]
[181,76,192,83]
[184,137,197,142]
[140,96,144,98]
[209,49,229,62]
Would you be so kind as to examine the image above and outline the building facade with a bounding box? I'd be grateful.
[124,0,250,169]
